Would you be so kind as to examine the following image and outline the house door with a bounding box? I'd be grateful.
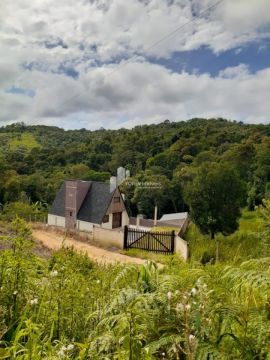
[112,212,122,228]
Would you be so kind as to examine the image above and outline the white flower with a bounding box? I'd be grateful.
[57,349,65,358]
[30,298,38,306]
[189,334,195,342]
[185,304,191,311]
[175,303,184,313]
[66,344,74,351]
[162,353,166,356]
[57,345,67,357]
[13,290,18,295]
[191,288,197,296]
[50,270,58,277]
[167,291,172,300]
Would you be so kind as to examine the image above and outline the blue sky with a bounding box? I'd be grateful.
[0,0,270,129]
[156,41,270,76]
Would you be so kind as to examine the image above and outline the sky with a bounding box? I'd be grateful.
[1,0,270,130]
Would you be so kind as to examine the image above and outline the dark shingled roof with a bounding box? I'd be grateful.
[49,181,115,224]
[49,182,65,217]
[77,182,114,224]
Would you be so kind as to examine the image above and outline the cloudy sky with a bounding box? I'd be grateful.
[1,0,270,130]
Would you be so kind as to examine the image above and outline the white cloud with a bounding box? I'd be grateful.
[0,0,270,128]
[1,60,268,129]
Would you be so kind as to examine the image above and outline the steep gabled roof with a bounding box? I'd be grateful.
[49,181,116,224]
[77,182,114,224]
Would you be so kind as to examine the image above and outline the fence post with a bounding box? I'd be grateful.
[123,225,128,249]
[171,230,175,254]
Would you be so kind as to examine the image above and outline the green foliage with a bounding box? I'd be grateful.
[184,163,246,239]
[0,201,47,222]
[186,208,267,263]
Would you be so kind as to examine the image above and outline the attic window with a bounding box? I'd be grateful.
[103,215,109,223]
[114,196,120,203]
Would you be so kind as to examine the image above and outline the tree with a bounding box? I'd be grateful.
[184,163,246,261]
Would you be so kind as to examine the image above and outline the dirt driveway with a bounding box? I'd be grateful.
[32,229,151,266]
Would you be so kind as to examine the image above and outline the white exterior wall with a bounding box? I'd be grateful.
[48,214,66,228]
[77,220,94,232]
[122,210,129,226]
[101,213,113,229]
[175,235,189,261]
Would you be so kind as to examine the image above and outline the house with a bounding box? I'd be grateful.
[129,212,189,236]
[48,180,129,231]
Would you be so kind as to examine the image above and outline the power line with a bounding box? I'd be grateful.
[29,0,225,125]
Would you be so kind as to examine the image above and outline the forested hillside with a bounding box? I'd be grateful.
[0,118,269,219]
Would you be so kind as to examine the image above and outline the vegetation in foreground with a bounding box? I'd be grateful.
[0,216,270,359]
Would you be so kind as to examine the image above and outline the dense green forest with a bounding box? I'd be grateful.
[0,118,269,220]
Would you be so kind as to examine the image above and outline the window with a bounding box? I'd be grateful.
[70,211,72,216]
[103,214,109,223]
[113,196,120,203]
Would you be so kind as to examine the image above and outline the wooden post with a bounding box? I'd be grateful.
[136,215,140,229]
[154,205,158,226]
[171,230,175,254]
[123,225,128,249]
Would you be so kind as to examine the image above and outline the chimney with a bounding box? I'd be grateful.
[110,176,117,192]
[154,205,158,226]
[65,180,90,229]
[117,166,126,185]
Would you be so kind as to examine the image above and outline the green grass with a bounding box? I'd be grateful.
[120,248,184,266]
[9,132,40,150]
[185,208,266,263]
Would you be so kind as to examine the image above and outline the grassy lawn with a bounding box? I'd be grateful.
[9,132,40,150]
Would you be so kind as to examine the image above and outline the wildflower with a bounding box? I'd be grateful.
[189,334,195,342]
[67,344,74,351]
[191,288,197,296]
[13,290,18,295]
[30,298,38,306]
[50,270,58,277]
[57,345,67,357]
[185,304,191,311]
[176,303,184,312]
[96,279,100,284]
[167,291,172,300]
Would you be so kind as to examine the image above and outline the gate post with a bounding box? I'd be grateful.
[123,225,128,249]
[171,230,175,254]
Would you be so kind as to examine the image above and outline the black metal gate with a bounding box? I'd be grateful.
[123,226,175,254]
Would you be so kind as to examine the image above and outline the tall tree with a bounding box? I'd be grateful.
[184,163,246,261]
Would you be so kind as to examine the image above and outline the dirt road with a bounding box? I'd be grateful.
[32,229,150,266]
